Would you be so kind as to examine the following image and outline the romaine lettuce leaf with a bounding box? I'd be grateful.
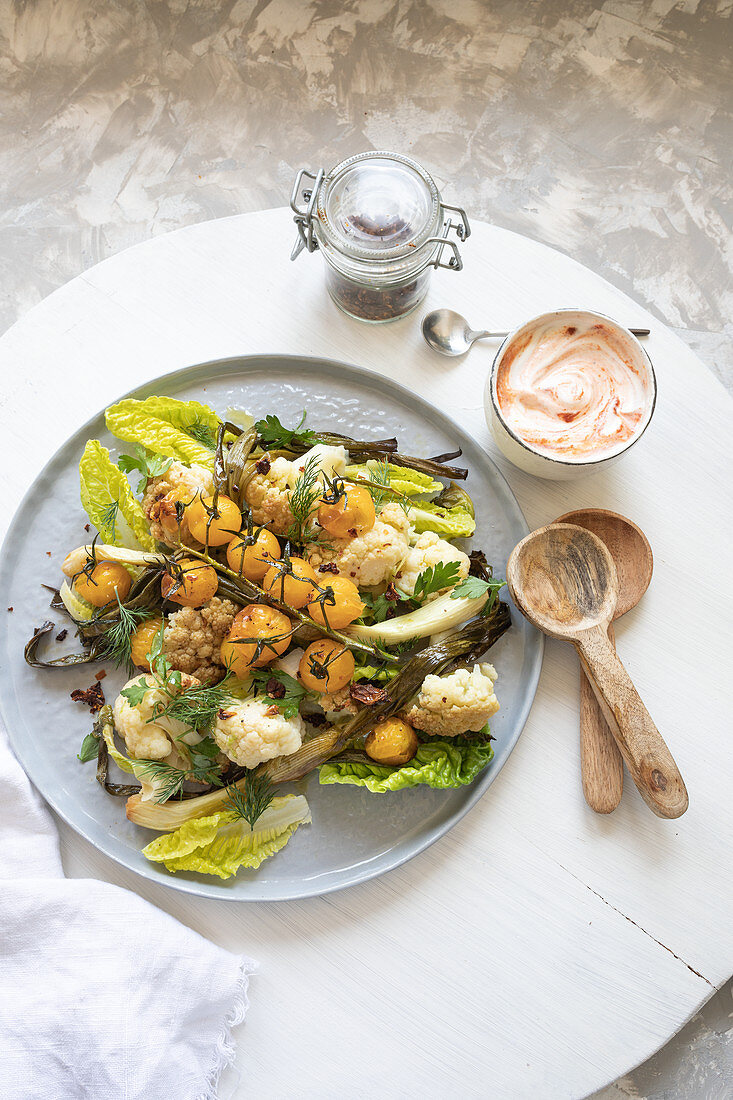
[79,440,157,551]
[345,461,442,497]
[105,396,219,468]
[407,499,476,538]
[319,737,493,792]
[141,795,311,878]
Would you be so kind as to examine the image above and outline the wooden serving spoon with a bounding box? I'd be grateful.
[507,523,688,819]
[555,509,653,814]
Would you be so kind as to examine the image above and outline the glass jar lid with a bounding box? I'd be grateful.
[316,152,441,261]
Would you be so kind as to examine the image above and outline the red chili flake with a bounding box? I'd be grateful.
[84,524,91,533]
[46,551,52,557]
[55,629,68,642]
[95,669,106,681]
[265,677,286,699]
[255,456,271,475]
[7,607,13,612]
[70,682,106,713]
[218,709,233,721]
[349,683,388,705]
[347,528,358,538]
[318,562,339,574]
[265,704,280,717]
[385,582,399,602]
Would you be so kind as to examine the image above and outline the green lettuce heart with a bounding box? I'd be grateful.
[319,736,493,792]
[105,396,220,468]
[79,440,156,550]
[142,795,312,878]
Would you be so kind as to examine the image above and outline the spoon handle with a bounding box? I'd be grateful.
[580,623,624,813]
[574,625,688,819]
[474,329,650,342]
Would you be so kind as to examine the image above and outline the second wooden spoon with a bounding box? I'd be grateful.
[555,509,653,814]
[507,523,688,819]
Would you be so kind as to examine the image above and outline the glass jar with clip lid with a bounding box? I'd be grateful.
[290,151,470,323]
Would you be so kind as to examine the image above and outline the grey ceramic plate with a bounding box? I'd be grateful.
[0,356,542,901]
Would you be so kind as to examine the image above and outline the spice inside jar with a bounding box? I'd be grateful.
[290,151,470,323]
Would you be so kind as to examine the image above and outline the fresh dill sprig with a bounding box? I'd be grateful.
[226,772,275,829]
[100,501,119,541]
[99,594,154,674]
[187,418,219,450]
[287,452,323,545]
[364,456,391,512]
[135,750,223,804]
[121,624,232,733]
[350,460,411,517]
[159,679,232,734]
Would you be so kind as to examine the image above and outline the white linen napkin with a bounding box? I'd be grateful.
[0,722,256,1100]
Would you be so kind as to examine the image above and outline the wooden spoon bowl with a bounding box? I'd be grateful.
[507,524,618,635]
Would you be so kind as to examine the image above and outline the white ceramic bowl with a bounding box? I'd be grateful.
[484,309,657,481]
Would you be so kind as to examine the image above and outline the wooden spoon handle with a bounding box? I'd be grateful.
[574,625,688,819]
[580,623,624,813]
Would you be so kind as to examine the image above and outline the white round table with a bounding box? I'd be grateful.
[1,210,730,1099]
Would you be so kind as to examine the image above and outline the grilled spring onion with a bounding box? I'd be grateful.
[62,543,167,578]
[221,425,259,510]
[347,586,489,644]
[25,620,105,668]
[283,430,468,480]
[25,568,165,669]
[125,604,510,830]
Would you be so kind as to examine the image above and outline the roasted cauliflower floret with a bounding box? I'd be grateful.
[396,531,470,599]
[245,456,295,537]
[213,698,305,769]
[306,502,410,587]
[244,445,348,538]
[405,663,500,737]
[163,597,238,684]
[142,461,215,547]
[112,672,201,762]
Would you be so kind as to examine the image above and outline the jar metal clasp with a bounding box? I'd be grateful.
[290,168,324,260]
[423,202,471,270]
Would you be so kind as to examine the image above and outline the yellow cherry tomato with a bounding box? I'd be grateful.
[317,484,376,539]
[186,494,243,546]
[298,640,355,694]
[307,574,364,628]
[130,619,164,670]
[220,604,293,672]
[226,528,280,582]
[161,558,218,607]
[73,561,132,608]
[262,557,318,609]
[365,718,418,766]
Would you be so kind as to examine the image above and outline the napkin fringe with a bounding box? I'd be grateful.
[197,955,257,1100]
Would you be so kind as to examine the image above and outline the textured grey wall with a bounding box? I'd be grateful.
[0,1,731,1096]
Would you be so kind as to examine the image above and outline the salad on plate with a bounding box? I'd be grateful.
[26,395,511,880]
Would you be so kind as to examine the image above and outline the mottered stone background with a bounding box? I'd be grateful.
[0,2,730,1096]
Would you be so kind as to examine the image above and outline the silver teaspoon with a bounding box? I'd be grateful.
[421,308,650,357]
